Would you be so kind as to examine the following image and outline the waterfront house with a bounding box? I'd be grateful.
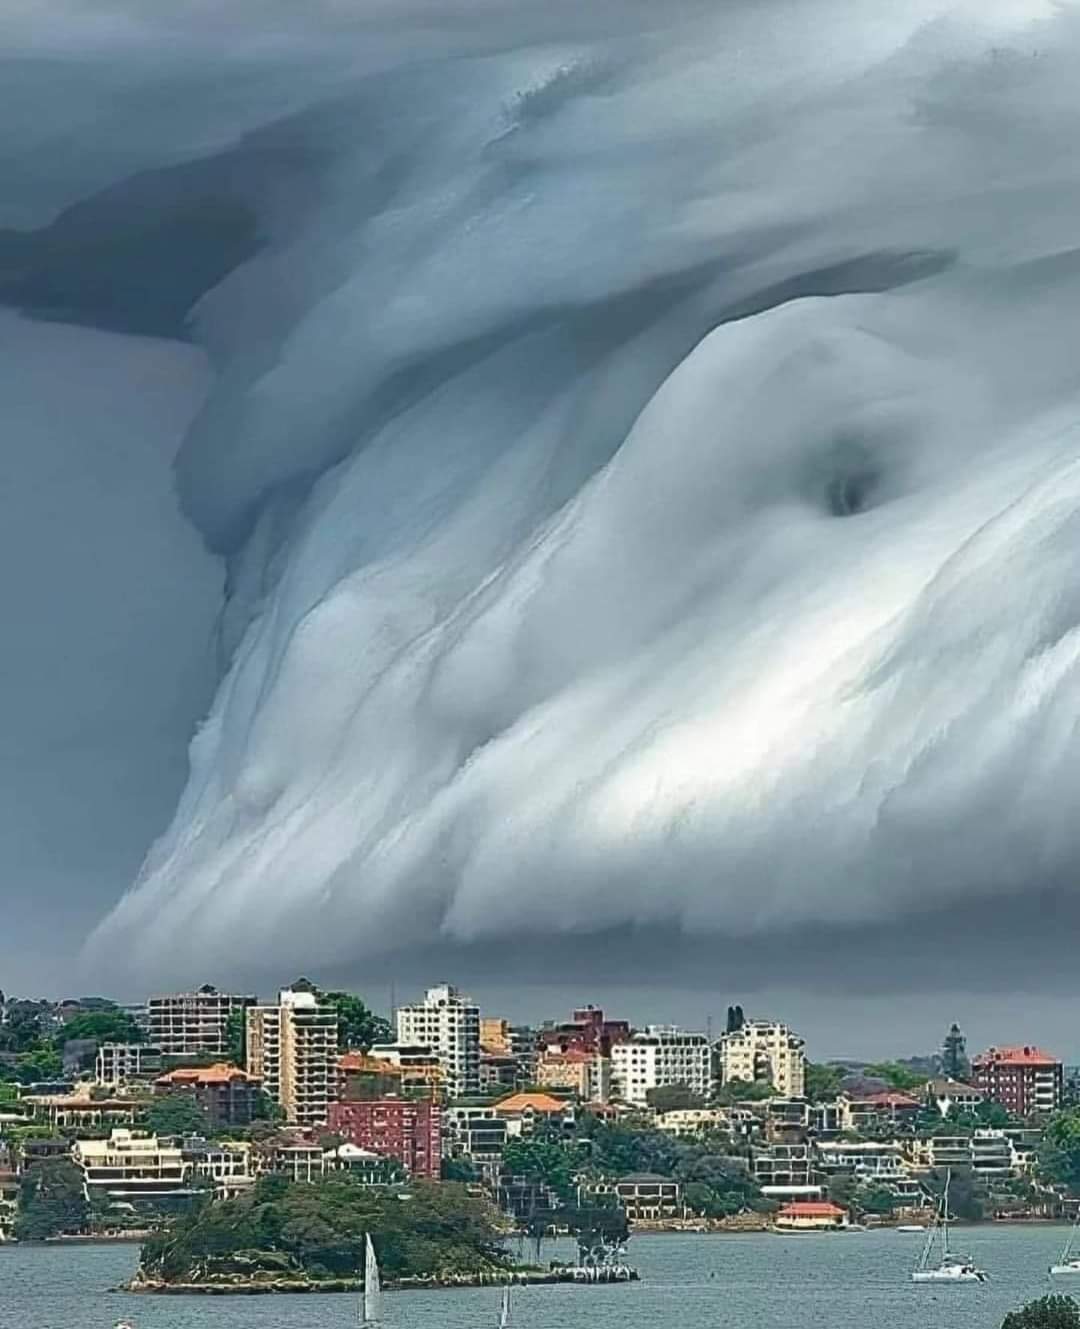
[774,1201,849,1231]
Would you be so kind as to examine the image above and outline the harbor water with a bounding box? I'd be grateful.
[1,1228,1076,1329]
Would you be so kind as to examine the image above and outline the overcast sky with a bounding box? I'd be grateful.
[5,0,1080,1063]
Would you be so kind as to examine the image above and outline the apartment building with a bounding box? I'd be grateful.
[494,1091,576,1139]
[536,1047,612,1102]
[74,1130,190,1205]
[247,989,338,1127]
[146,986,255,1059]
[154,1063,263,1128]
[717,1020,806,1097]
[361,1045,446,1100]
[395,986,480,1098]
[95,1042,163,1088]
[972,1046,1063,1116]
[610,1026,712,1106]
[328,1098,442,1180]
[24,1090,139,1131]
[751,1143,816,1190]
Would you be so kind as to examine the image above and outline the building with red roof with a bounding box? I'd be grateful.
[972,1046,1062,1116]
[774,1201,849,1231]
[153,1062,262,1127]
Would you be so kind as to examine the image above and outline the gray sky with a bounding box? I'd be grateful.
[5,0,1080,1062]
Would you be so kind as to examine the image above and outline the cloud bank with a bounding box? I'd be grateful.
[7,0,1079,987]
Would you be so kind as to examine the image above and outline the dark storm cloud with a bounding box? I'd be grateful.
[4,0,1080,1019]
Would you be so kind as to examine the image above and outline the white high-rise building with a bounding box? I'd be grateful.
[717,1020,806,1098]
[610,1026,712,1106]
[396,985,480,1098]
[247,989,338,1127]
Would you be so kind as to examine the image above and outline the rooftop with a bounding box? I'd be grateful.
[974,1046,1061,1068]
[155,1063,258,1086]
[494,1092,568,1115]
[779,1202,846,1217]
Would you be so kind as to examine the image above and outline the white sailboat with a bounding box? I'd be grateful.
[1050,1208,1080,1274]
[361,1233,381,1325]
[912,1170,987,1284]
[498,1283,511,1329]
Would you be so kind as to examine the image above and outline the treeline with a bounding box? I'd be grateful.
[139,1175,509,1284]
[0,1002,143,1085]
[502,1115,768,1219]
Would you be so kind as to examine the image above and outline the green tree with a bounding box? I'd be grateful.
[804,1063,844,1102]
[1041,1112,1080,1191]
[144,1092,208,1138]
[53,1009,143,1051]
[646,1083,705,1112]
[502,1137,582,1203]
[826,1174,858,1211]
[863,1062,926,1093]
[441,1156,479,1183]
[15,1158,89,1239]
[226,1007,247,1067]
[139,1177,508,1284]
[8,1045,63,1085]
[1002,1296,1080,1329]
[321,992,391,1051]
[858,1184,898,1215]
[715,1078,773,1104]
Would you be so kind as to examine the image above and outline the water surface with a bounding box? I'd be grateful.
[1,1228,1074,1329]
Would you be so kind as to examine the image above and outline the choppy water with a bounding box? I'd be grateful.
[1,1229,1076,1329]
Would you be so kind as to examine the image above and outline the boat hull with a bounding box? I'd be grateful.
[1050,1264,1080,1275]
[912,1269,986,1283]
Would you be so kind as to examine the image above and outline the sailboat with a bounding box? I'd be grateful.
[360,1233,381,1324]
[1050,1208,1080,1274]
[912,1170,987,1283]
[498,1283,511,1329]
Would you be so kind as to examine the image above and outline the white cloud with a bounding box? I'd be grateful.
[10,0,1073,985]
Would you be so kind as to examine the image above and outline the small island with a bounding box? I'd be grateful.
[126,1174,637,1294]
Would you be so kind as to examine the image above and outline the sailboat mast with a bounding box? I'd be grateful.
[941,1170,952,1260]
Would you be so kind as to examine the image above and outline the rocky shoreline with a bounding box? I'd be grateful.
[124,1267,640,1295]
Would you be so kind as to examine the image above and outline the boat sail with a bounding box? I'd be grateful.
[1051,1207,1080,1274]
[498,1283,511,1329]
[912,1169,987,1284]
[361,1234,382,1324]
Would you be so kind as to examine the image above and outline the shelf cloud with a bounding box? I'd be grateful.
[4,0,1079,995]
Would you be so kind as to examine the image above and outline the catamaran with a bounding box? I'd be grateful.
[498,1283,511,1329]
[361,1233,381,1324]
[1050,1208,1080,1274]
[912,1170,987,1283]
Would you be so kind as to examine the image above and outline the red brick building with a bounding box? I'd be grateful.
[328,1098,441,1180]
[971,1045,1063,1116]
[154,1062,263,1128]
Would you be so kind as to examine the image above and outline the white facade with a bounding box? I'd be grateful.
[74,1130,189,1203]
[147,988,254,1058]
[247,989,337,1127]
[396,985,480,1098]
[718,1021,806,1097]
[610,1026,711,1106]
[95,1042,163,1087]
